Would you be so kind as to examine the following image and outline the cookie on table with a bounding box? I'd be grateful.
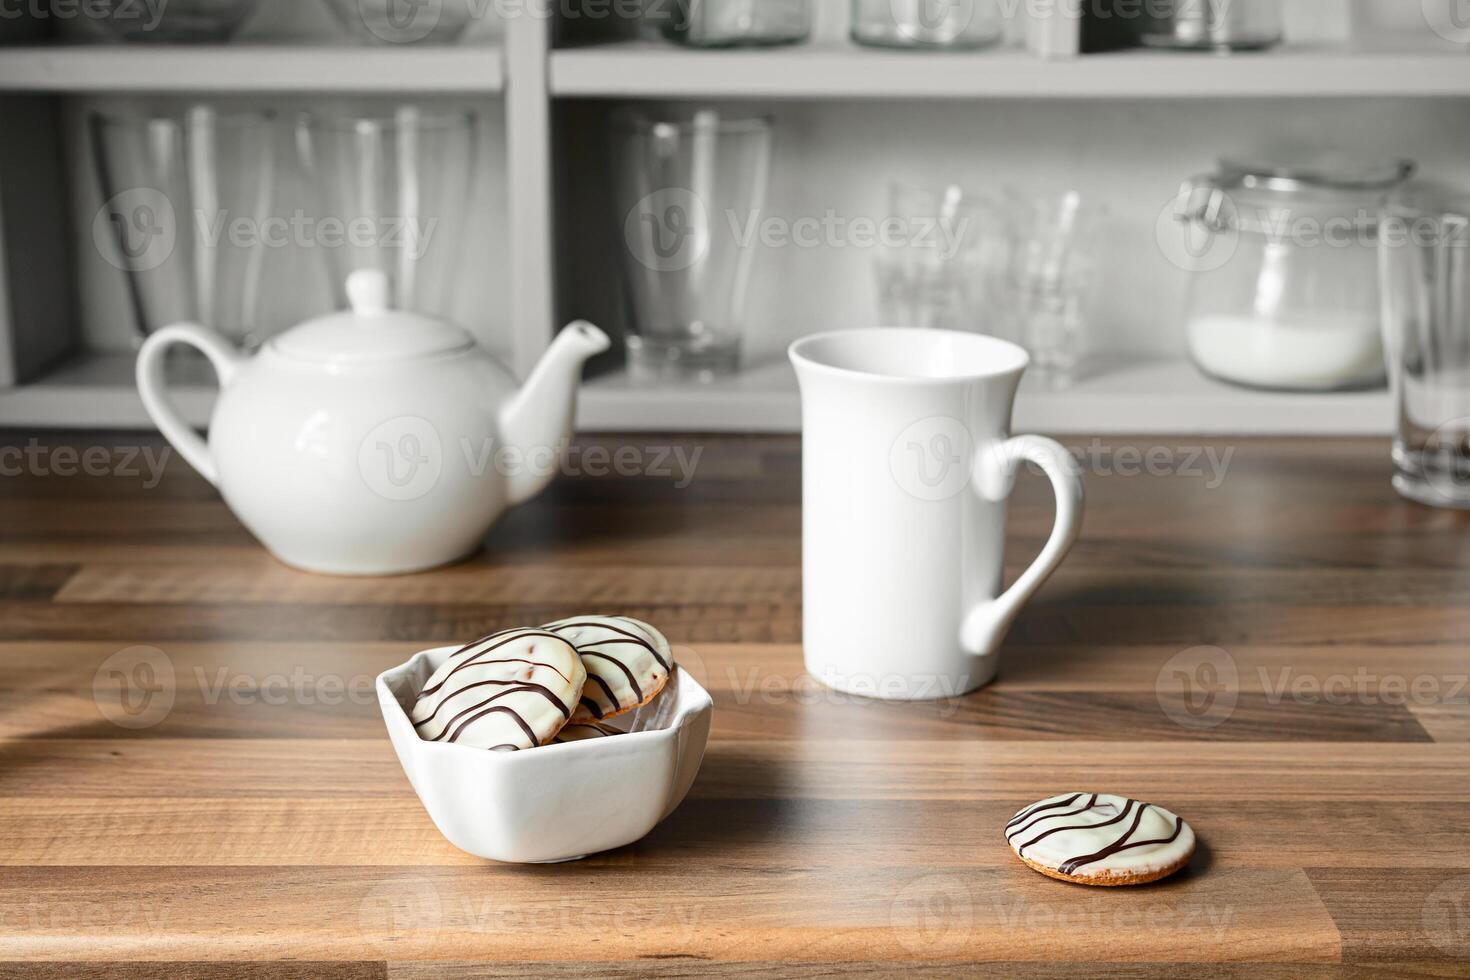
[542,615,674,722]
[411,627,586,751]
[1005,793,1196,886]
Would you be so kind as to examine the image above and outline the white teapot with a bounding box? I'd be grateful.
[136,269,610,575]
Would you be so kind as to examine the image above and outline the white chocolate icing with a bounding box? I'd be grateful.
[1006,793,1195,878]
[543,615,674,722]
[411,628,585,751]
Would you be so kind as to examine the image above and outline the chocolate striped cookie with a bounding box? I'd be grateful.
[543,615,674,722]
[552,721,625,743]
[1005,793,1196,886]
[411,628,586,752]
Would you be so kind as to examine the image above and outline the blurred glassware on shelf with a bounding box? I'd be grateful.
[295,106,477,319]
[1134,0,1281,51]
[613,109,772,381]
[320,0,476,45]
[661,0,810,46]
[1380,180,1470,509]
[850,0,1002,49]
[89,105,276,349]
[1176,154,1412,392]
[1009,189,1105,391]
[93,0,262,42]
[874,182,1013,336]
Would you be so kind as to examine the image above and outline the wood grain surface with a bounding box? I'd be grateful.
[1,431,1469,977]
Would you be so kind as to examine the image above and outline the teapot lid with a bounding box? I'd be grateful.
[270,269,474,366]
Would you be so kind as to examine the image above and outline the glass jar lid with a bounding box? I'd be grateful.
[1178,154,1416,236]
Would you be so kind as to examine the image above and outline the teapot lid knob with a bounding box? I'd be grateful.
[346,268,391,317]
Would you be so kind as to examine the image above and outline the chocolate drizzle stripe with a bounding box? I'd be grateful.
[1006,793,1099,842]
[415,630,569,701]
[579,695,604,719]
[1017,798,1137,858]
[1058,804,1157,875]
[551,619,671,671]
[414,677,571,732]
[444,701,538,746]
[426,685,540,743]
[1006,794,1081,830]
[582,650,644,702]
[585,671,623,707]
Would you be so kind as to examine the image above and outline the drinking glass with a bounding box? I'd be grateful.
[93,0,262,42]
[613,110,772,380]
[1009,190,1105,390]
[320,0,476,45]
[89,105,276,349]
[296,107,477,318]
[1380,181,1470,508]
[873,182,1011,335]
[851,0,1002,49]
[661,0,810,46]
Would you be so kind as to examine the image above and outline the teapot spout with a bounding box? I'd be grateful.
[498,320,611,506]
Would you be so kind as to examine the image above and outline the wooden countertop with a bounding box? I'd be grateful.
[1,432,1469,976]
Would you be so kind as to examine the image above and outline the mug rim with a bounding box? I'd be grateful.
[788,327,1030,386]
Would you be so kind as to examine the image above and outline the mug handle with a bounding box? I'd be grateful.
[960,435,1085,656]
[135,322,241,487]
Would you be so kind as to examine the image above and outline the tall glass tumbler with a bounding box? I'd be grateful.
[1010,190,1105,391]
[613,110,771,381]
[89,106,276,348]
[1380,182,1470,508]
[873,182,1010,335]
[296,107,477,318]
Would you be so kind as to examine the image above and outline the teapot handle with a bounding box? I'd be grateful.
[135,323,242,487]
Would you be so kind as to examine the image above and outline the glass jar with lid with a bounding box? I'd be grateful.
[1173,155,1415,392]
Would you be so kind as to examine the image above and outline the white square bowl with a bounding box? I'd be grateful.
[377,644,714,863]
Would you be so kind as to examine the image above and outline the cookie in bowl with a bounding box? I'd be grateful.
[409,627,584,751]
[543,615,674,722]
[377,639,713,863]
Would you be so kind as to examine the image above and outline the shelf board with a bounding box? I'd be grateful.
[0,351,214,428]
[577,357,1391,435]
[550,36,1470,99]
[0,350,1391,435]
[0,44,504,93]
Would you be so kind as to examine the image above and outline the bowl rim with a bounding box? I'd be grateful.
[376,644,713,761]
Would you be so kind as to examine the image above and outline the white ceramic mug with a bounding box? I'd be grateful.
[789,328,1084,700]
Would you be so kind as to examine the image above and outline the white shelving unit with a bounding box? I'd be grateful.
[0,6,1460,436]
[0,350,1391,435]
[550,35,1470,100]
[0,44,505,92]
[576,358,1391,435]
